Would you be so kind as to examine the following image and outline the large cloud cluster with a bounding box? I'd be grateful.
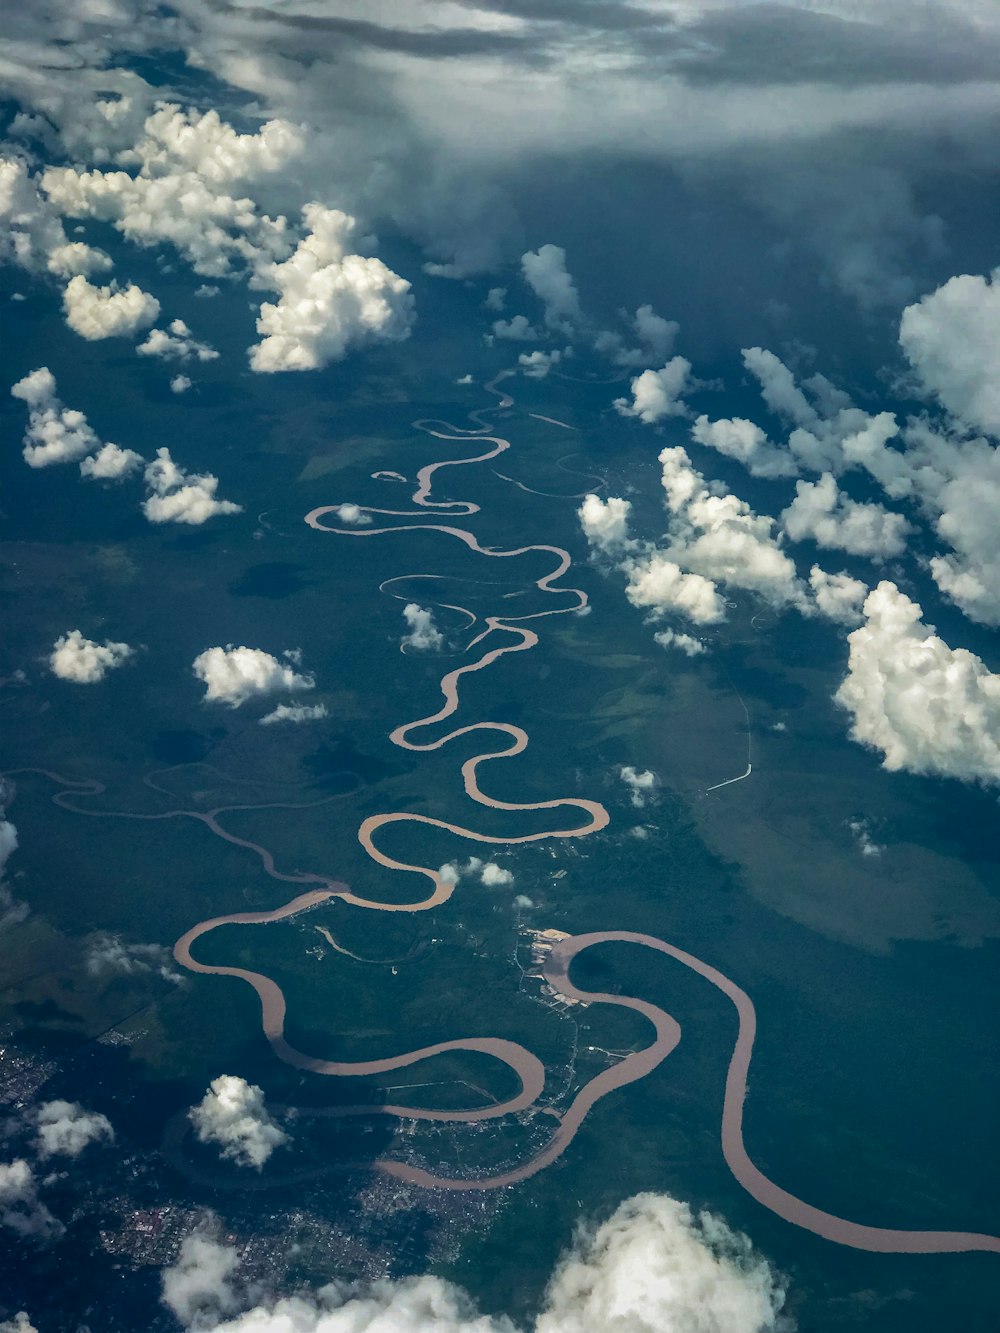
[161,1192,785,1333]
[248,204,414,372]
[41,105,302,279]
[192,646,314,707]
[780,473,910,560]
[835,581,1000,784]
[49,630,134,683]
[655,446,807,613]
[189,1076,289,1170]
[35,1100,114,1159]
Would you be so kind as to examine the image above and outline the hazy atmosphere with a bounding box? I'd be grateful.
[1,3,999,1330]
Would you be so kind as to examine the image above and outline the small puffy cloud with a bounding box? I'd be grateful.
[330,502,371,526]
[0,1161,62,1240]
[521,244,581,334]
[143,447,242,525]
[620,766,658,808]
[11,367,103,469]
[80,442,143,480]
[46,241,112,278]
[189,1075,289,1169]
[193,646,314,708]
[690,415,796,480]
[438,857,513,890]
[653,628,706,657]
[401,604,444,652]
[492,314,538,341]
[170,375,192,394]
[615,358,692,424]
[808,567,868,626]
[780,473,910,559]
[481,862,514,887]
[484,286,506,312]
[62,275,159,340]
[848,818,883,858]
[624,554,726,625]
[36,1100,113,1159]
[49,630,133,684]
[259,702,328,726]
[85,934,182,984]
[162,1234,241,1327]
[899,271,1000,436]
[834,581,1000,784]
[249,204,414,373]
[519,348,565,379]
[579,494,632,554]
[137,318,219,362]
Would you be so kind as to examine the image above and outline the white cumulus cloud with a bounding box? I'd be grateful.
[193,646,314,708]
[49,630,133,683]
[521,244,581,334]
[619,766,658,808]
[401,604,444,652]
[143,447,242,525]
[834,581,1000,784]
[80,442,143,480]
[166,1192,784,1333]
[62,274,159,340]
[0,1161,62,1241]
[615,358,693,424]
[780,473,910,559]
[189,1076,289,1170]
[10,366,104,469]
[249,204,414,372]
[35,1100,114,1159]
[137,318,219,362]
[578,494,632,554]
[899,270,1000,436]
